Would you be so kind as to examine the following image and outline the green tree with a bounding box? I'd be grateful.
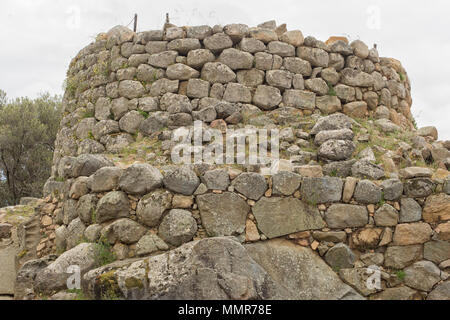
[0,92,62,206]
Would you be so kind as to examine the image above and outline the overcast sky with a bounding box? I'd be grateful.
[0,0,449,139]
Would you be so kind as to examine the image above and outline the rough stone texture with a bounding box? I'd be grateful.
[266,70,293,89]
[0,243,18,295]
[283,57,312,76]
[166,63,200,80]
[136,190,173,227]
[384,245,423,269]
[136,234,169,256]
[325,204,369,228]
[89,166,123,193]
[371,286,420,300]
[297,47,329,67]
[253,197,326,238]
[423,193,450,223]
[318,140,356,161]
[203,33,233,53]
[201,62,236,84]
[353,180,382,204]
[399,198,422,223]
[393,223,433,246]
[310,113,352,135]
[325,243,355,270]
[83,237,362,300]
[272,171,302,196]
[66,218,86,250]
[246,239,363,300]
[404,261,442,292]
[374,204,398,227]
[118,80,145,99]
[219,48,254,70]
[340,68,374,87]
[158,209,197,246]
[197,192,249,237]
[283,90,315,110]
[0,223,13,239]
[62,154,113,179]
[417,126,438,140]
[232,173,268,200]
[343,101,367,118]
[316,130,354,148]
[77,194,98,225]
[381,179,403,201]
[313,231,347,243]
[424,240,450,264]
[351,161,385,180]
[201,169,230,191]
[338,268,380,296]
[223,83,252,103]
[110,218,147,245]
[400,167,433,179]
[35,243,98,294]
[163,167,200,196]
[119,164,163,195]
[427,281,450,300]
[96,191,130,223]
[404,178,435,198]
[301,177,343,204]
[30,22,426,301]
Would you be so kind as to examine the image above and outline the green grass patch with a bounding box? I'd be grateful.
[95,236,117,267]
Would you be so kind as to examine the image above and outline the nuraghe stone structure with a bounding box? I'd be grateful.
[9,20,450,300]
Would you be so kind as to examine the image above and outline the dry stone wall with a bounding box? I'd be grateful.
[33,21,450,300]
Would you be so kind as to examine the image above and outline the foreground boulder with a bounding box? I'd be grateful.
[34,243,99,295]
[81,238,363,300]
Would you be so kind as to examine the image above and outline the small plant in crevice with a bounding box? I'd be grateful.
[327,82,337,96]
[67,288,88,300]
[95,236,117,267]
[378,192,386,207]
[395,270,406,281]
[91,209,97,224]
[83,111,95,119]
[138,110,149,119]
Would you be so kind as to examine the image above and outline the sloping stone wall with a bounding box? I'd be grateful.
[34,21,449,300]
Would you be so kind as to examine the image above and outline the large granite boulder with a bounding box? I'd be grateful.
[82,238,363,300]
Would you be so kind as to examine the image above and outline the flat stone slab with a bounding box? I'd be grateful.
[253,197,326,238]
[399,167,433,179]
[0,245,17,295]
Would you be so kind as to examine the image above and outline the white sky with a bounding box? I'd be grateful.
[0,0,449,140]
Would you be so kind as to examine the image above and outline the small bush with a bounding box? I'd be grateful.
[327,83,337,96]
[396,270,406,281]
[95,236,116,267]
[138,110,149,119]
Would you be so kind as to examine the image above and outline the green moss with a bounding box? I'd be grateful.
[63,77,78,97]
[91,209,97,224]
[396,270,406,281]
[327,82,337,96]
[97,270,121,300]
[83,111,95,119]
[17,249,28,259]
[138,110,149,119]
[125,277,144,290]
[94,237,117,267]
